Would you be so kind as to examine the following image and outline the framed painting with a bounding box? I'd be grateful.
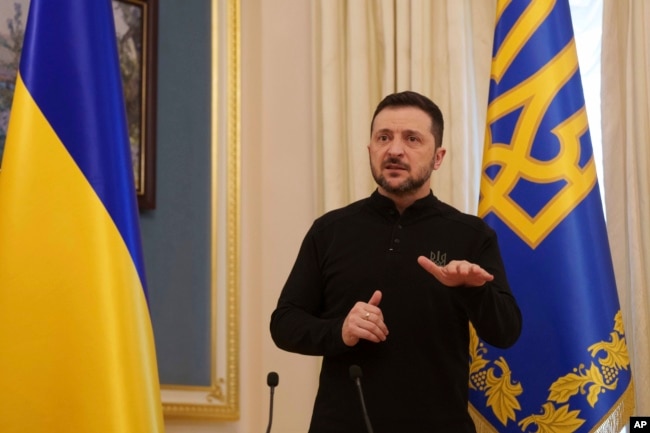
[113,0,158,209]
[0,0,158,209]
[152,0,241,419]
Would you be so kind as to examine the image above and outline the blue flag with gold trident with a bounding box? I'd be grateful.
[470,1,635,432]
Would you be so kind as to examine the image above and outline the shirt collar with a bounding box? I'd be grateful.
[368,189,440,218]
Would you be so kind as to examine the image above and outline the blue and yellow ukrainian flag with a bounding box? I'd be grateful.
[0,1,164,432]
[470,1,634,432]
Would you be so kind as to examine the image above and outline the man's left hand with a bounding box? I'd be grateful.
[417,256,494,287]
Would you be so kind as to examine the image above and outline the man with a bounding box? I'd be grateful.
[270,91,522,432]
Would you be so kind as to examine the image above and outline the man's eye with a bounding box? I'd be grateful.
[378,135,389,141]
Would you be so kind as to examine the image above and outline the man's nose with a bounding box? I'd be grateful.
[387,139,405,156]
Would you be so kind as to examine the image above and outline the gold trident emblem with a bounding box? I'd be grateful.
[478,35,597,249]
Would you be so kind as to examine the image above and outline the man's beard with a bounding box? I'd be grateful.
[371,157,433,196]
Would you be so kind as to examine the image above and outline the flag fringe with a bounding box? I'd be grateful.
[590,381,635,433]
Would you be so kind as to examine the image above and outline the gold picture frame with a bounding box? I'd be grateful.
[159,0,240,419]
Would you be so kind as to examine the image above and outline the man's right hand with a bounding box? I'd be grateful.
[341,290,389,346]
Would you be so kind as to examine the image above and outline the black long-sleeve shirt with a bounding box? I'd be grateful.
[270,190,522,433]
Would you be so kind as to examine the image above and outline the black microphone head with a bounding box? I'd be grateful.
[349,364,363,381]
[267,371,279,387]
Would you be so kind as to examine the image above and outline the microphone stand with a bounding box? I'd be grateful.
[266,372,279,433]
[350,365,374,433]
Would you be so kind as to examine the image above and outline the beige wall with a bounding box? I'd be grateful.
[166,0,319,432]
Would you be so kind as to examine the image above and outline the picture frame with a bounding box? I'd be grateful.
[113,0,158,209]
[154,0,240,419]
[0,0,158,209]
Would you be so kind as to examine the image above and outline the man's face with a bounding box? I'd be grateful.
[368,106,445,198]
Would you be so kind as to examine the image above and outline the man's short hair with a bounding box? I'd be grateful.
[370,91,444,148]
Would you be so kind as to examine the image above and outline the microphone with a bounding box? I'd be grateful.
[349,365,374,433]
[265,372,279,433]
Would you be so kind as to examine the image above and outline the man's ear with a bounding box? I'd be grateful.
[433,147,446,169]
